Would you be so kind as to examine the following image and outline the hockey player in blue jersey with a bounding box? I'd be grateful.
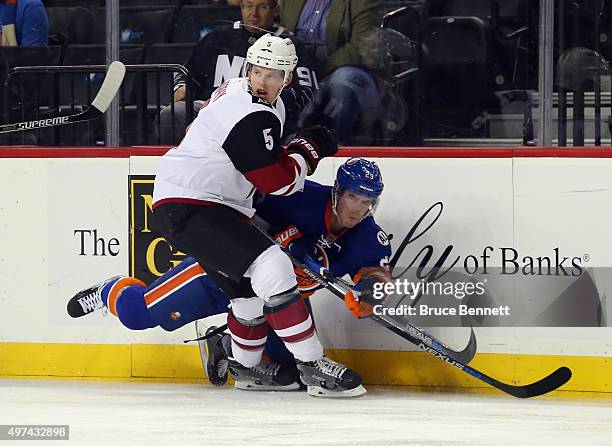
[67,158,391,396]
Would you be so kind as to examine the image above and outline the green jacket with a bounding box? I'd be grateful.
[279,0,383,77]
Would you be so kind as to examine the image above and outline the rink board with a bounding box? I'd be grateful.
[0,146,611,395]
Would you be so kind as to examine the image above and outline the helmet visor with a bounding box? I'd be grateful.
[333,187,380,225]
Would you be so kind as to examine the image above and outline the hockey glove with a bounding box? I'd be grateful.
[287,125,338,175]
[274,225,315,262]
[344,269,392,319]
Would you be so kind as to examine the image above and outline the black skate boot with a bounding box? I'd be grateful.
[195,321,229,386]
[67,276,121,318]
[222,334,300,391]
[296,356,366,398]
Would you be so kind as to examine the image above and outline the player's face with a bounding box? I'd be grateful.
[336,190,374,228]
[249,65,286,103]
[241,0,278,33]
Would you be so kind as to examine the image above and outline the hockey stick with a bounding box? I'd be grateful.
[254,225,572,398]
[0,61,126,134]
[184,323,227,343]
[300,257,571,398]
[300,254,478,364]
[250,220,477,364]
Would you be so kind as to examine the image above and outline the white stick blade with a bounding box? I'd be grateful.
[91,61,126,113]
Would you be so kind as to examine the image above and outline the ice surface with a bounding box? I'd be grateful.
[0,379,610,446]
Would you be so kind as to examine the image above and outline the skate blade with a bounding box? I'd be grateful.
[235,381,300,392]
[306,384,367,398]
[195,321,210,372]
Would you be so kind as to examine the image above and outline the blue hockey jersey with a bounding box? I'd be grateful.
[146,180,391,329]
[256,180,391,292]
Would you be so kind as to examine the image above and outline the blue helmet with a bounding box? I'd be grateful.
[333,158,384,219]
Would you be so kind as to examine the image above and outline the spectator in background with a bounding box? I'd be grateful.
[158,0,318,144]
[0,0,48,46]
[279,0,386,145]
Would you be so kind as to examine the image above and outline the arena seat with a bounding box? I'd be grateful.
[47,7,98,45]
[420,0,534,138]
[171,5,241,43]
[143,43,195,105]
[118,0,182,6]
[60,44,145,106]
[0,45,62,108]
[144,43,195,65]
[0,46,63,145]
[428,0,532,87]
[90,7,176,45]
[43,0,100,6]
[421,17,494,137]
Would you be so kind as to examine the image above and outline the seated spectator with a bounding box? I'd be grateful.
[279,0,388,145]
[158,0,317,144]
[0,0,48,46]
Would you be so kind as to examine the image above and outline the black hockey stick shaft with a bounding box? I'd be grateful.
[307,257,571,397]
[183,323,227,344]
[274,244,572,398]
[0,106,101,134]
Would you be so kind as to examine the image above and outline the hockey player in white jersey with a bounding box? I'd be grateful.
[151,34,364,397]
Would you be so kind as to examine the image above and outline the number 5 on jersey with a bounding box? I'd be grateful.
[263,128,274,150]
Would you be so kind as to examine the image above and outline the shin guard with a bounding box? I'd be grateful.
[264,290,323,362]
[227,310,269,368]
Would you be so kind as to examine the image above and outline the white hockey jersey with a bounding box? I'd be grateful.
[152,77,307,217]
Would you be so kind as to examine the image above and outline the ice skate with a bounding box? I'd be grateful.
[296,356,366,398]
[222,335,300,391]
[66,276,121,318]
[196,321,229,386]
